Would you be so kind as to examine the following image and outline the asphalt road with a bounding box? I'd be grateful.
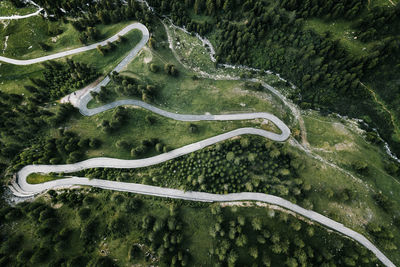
[0,8,42,20]
[3,21,395,267]
[12,174,396,267]
[0,23,147,64]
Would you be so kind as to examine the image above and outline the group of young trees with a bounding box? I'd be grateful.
[110,71,157,102]
[12,129,101,172]
[78,26,100,44]
[149,63,160,72]
[90,86,111,103]
[38,41,51,52]
[150,61,179,82]
[366,220,398,252]
[0,201,66,265]
[102,35,126,54]
[385,160,400,178]
[100,106,129,133]
[141,206,190,266]
[208,205,379,266]
[96,41,116,56]
[27,59,98,102]
[155,136,309,203]
[164,63,179,76]
[58,135,313,210]
[71,168,137,182]
[130,138,170,158]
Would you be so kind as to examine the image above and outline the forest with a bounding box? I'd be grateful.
[9,0,400,160]
[146,0,400,159]
[0,58,98,178]
[28,59,98,101]
[1,0,400,266]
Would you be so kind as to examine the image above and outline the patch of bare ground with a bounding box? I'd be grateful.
[52,203,63,209]
[328,202,373,227]
[318,141,356,152]
[142,47,152,63]
[332,122,349,135]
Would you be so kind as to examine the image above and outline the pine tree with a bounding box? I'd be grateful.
[194,0,204,14]
[206,0,215,15]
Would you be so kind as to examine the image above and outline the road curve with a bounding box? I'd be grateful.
[7,21,290,189]
[0,21,289,142]
[5,21,395,267]
[16,127,289,196]
[0,23,147,65]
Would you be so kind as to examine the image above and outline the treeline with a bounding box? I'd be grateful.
[26,59,98,102]
[280,0,367,19]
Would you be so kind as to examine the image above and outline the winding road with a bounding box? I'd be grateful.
[0,23,148,65]
[0,1,43,20]
[0,8,42,20]
[2,21,396,267]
